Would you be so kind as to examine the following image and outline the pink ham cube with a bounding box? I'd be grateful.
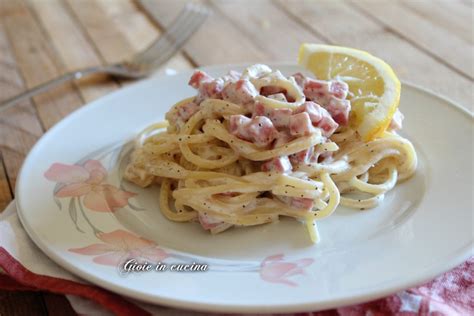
[289,112,315,136]
[261,156,292,173]
[222,79,258,105]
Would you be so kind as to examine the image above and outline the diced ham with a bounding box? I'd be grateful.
[289,112,315,136]
[255,101,336,137]
[295,102,339,136]
[254,102,268,116]
[229,115,252,138]
[303,78,349,102]
[246,116,278,147]
[273,130,294,148]
[222,79,258,106]
[196,79,224,103]
[268,108,293,128]
[296,75,351,126]
[303,78,329,101]
[198,213,224,230]
[188,70,224,104]
[261,156,292,173]
[189,68,351,125]
[188,70,213,89]
[176,102,199,121]
[317,114,339,136]
[289,147,314,165]
[329,80,349,99]
[166,102,199,129]
[229,115,278,147]
[290,197,314,210]
[302,77,349,102]
[295,101,323,122]
[389,109,404,131]
[325,97,350,125]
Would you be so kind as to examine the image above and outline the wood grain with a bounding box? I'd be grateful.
[140,0,267,65]
[211,0,328,60]
[42,293,76,316]
[0,291,47,316]
[400,0,473,44]
[28,0,119,103]
[66,0,192,73]
[0,154,12,211]
[278,0,473,109]
[1,0,84,130]
[0,19,43,191]
[351,0,473,80]
[436,0,474,25]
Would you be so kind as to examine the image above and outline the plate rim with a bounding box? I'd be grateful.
[15,63,474,313]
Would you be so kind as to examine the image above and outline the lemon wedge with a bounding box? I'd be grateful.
[298,44,401,142]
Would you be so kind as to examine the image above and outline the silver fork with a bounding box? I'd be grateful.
[0,3,210,113]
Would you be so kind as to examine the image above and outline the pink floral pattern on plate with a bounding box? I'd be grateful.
[260,254,314,287]
[69,229,169,266]
[45,160,136,212]
[45,155,315,285]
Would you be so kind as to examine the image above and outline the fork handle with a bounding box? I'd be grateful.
[0,66,105,113]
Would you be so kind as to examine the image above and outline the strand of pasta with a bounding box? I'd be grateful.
[203,120,323,160]
[159,178,197,221]
[125,93,417,244]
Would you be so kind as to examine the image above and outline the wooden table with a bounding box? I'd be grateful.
[0,0,472,314]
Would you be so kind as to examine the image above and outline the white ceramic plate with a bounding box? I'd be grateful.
[16,64,473,313]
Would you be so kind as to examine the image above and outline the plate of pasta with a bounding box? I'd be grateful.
[16,45,473,313]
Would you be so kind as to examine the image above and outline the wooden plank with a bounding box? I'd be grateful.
[0,17,44,134]
[27,0,118,103]
[64,0,133,63]
[437,0,473,23]
[96,0,160,53]
[1,0,84,130]
[94,0,193,72]
[400,0,473,44]
[42,293,76,316]
[0,291,47,316]
[351,0,473,80]
[0,20,43,191]
[277,0,473,109]
[66,0,193,72]
[139,0,267,65]
[211,0,328,60]
[0,154,13,211]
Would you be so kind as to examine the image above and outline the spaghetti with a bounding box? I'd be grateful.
[124,65,417,243]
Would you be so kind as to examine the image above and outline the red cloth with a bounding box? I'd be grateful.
[1,246,472,316]
[0,248,150,316]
